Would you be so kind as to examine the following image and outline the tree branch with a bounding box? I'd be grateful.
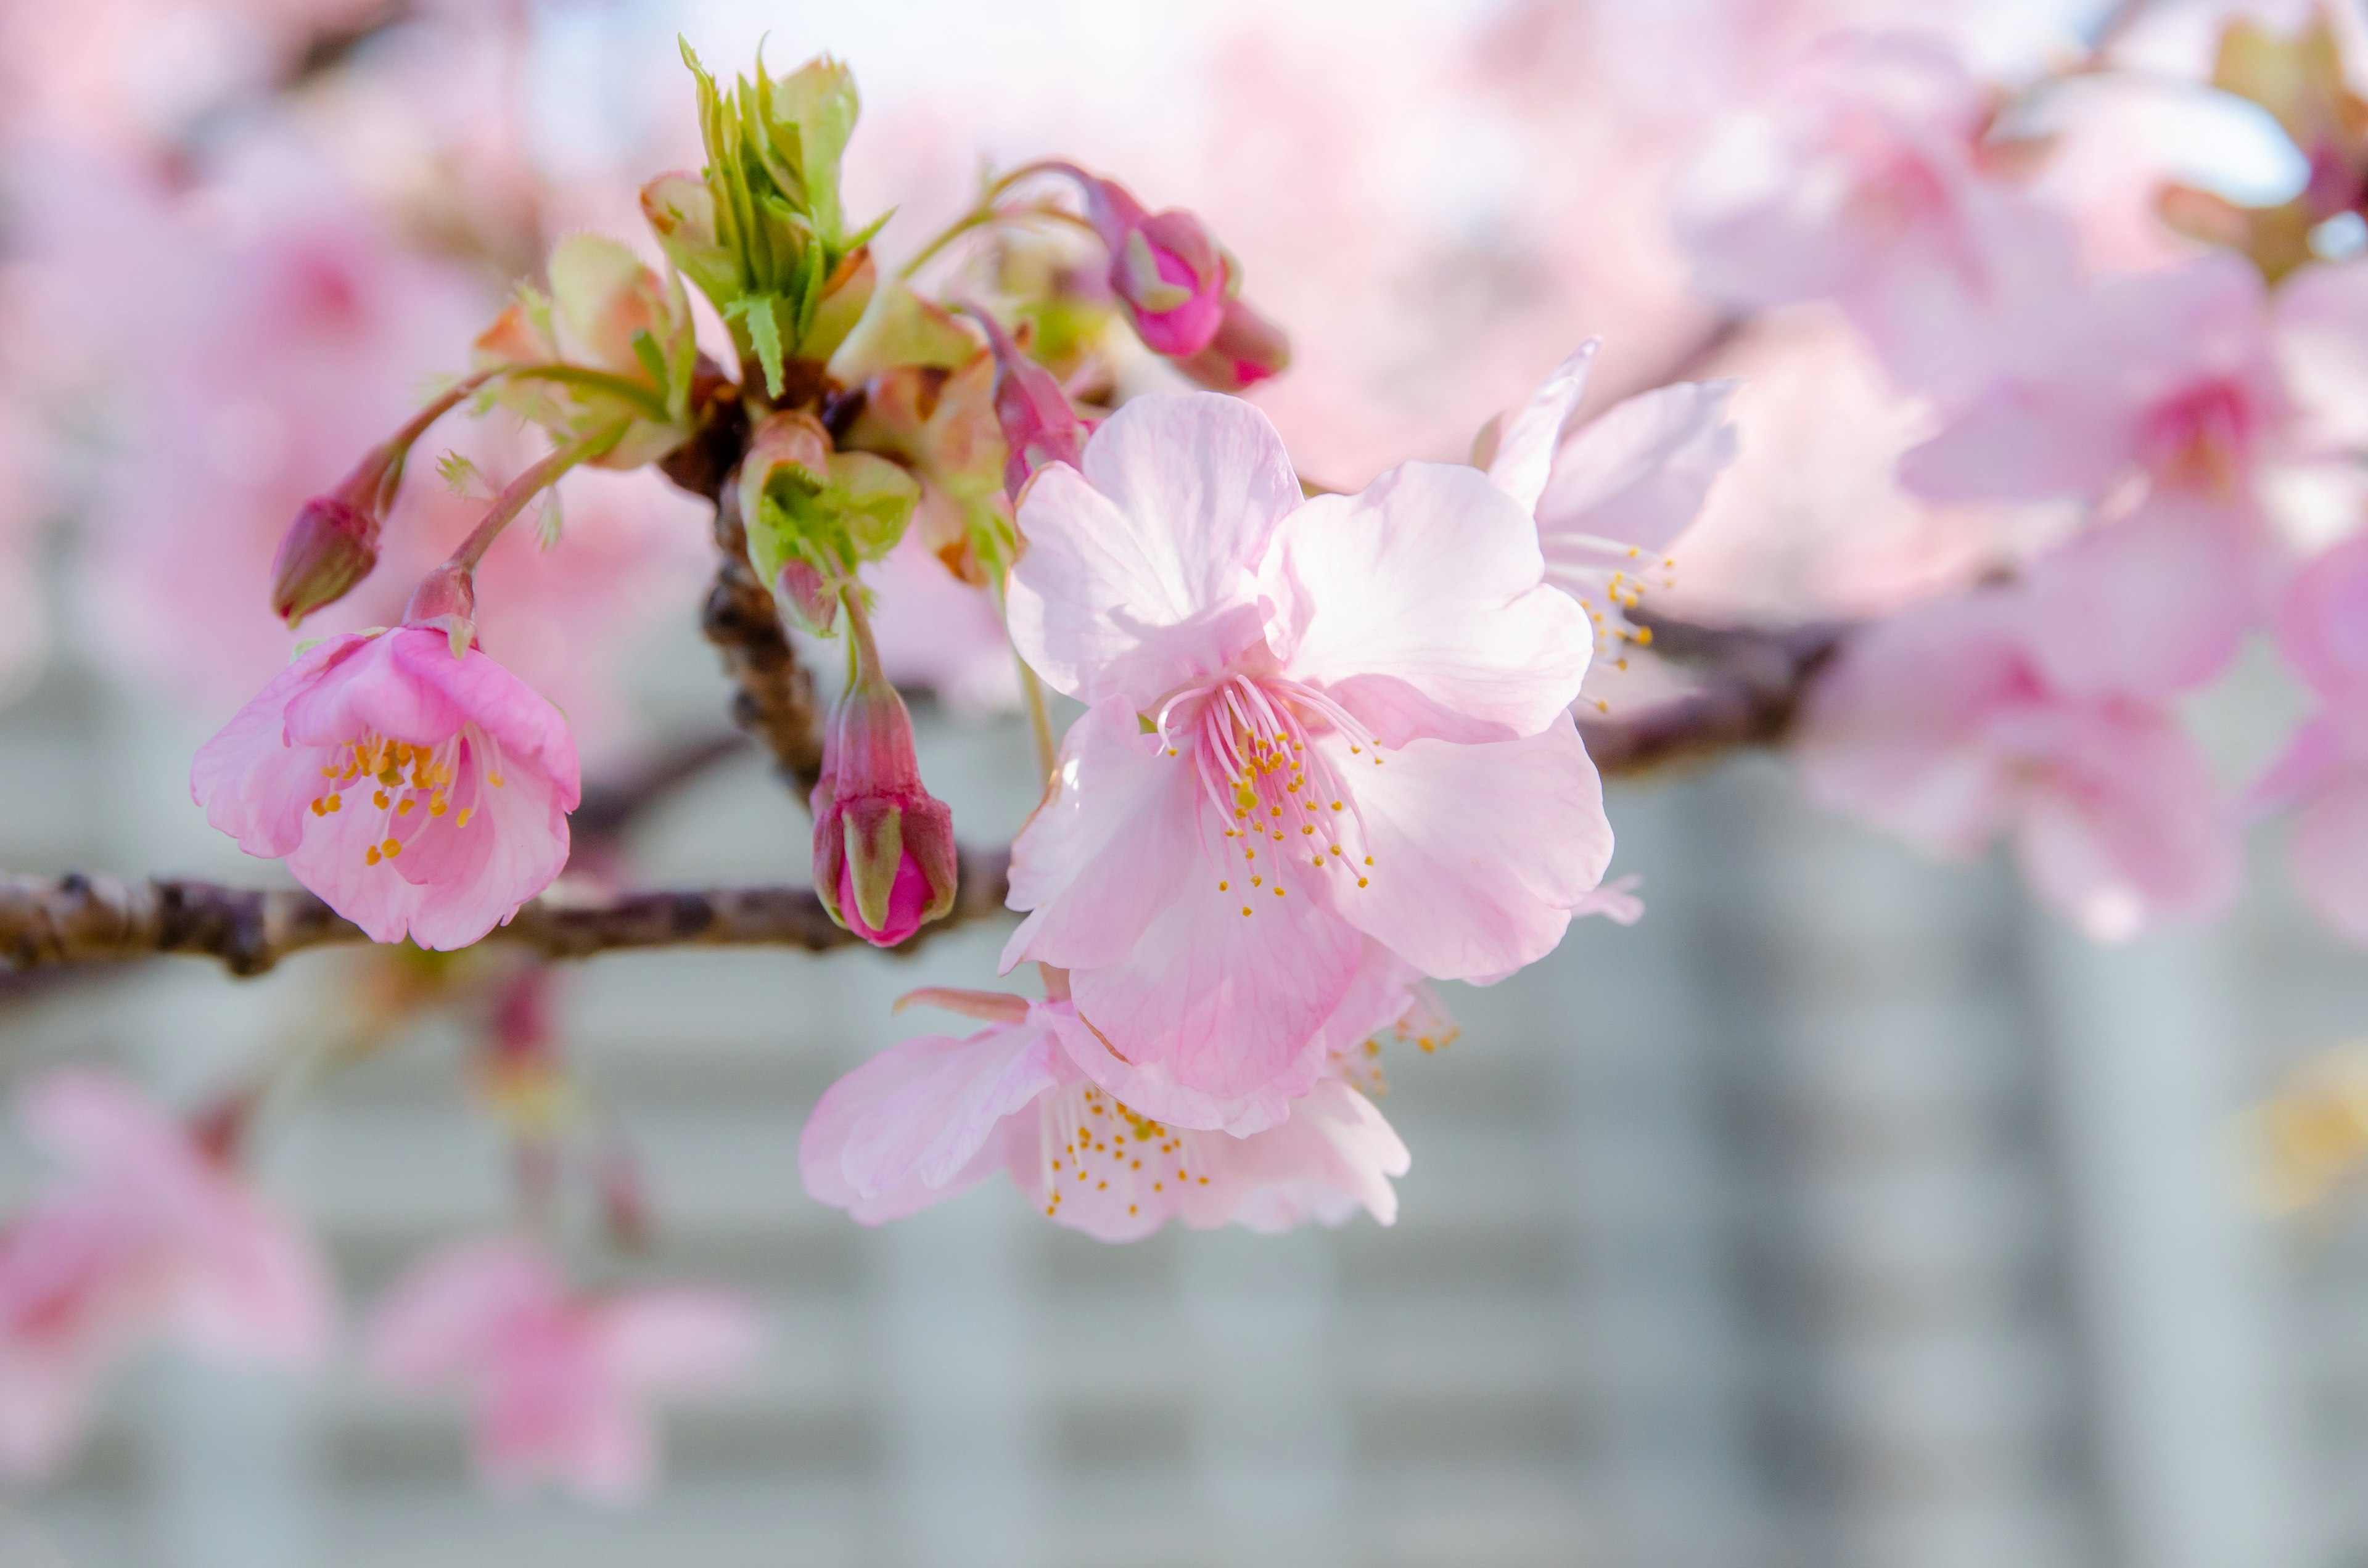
[1574,612,1847,777]
[0,847,1014,978]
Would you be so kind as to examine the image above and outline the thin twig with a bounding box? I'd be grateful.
[1576,612,1848,777]
[0,847,1014,979]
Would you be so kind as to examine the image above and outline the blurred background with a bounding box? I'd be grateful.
[1,0,2364,1564]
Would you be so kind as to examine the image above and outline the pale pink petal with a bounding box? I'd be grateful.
[1899,383,2139,504]
[366,1238,564,1387]
[168,1188,333,1365]
[2276,533,2368,707]
[280,630,469,749]
[2277,257,2368,451]
[16,1070,187,1180]
[593,1289,764,1397]
[2013,495,2253,700]
[1007,393,1298,707]
[189,635,370,858]
[2014,708,2241,942]
[1326,714,1613,979]
[1572,873,1646,925]
[799,1018,1062,1215]
[1181,1078,1410,1233]
[1484,341,1598,515]
[1536,379,1739,555]
[1001,698,1204,974]
[1262,462,1593,745]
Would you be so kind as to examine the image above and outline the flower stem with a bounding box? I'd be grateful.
[895,161,1097,281]
[446,424,625,573]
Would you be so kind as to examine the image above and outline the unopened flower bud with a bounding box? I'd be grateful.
[810,663,958,947]
[271,495,379,626]
[1173,296,1291,393]
[958,305,1091,498]
[1069,170,1228,357]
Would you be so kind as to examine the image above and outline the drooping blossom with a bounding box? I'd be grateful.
[365,1237,763,1503]
[191,622,581,949]
[0,1070,331,1480]
[800,976,1418,1239]
[1002,393,1610,1133]
[1902,252,2287,510]
[1672,30,2077,398]
[1066,168,1231,358]
[1799,501,2248,941]
[2253,532,2368,945]
[1478,340,1739,688]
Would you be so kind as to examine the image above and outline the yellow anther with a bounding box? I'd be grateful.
[325,794,340,812]
[429,797,447,817]
[373,790,390,809]
[381,837,401,858]
[1331,801,1343,811]
[1273,886,1285,897]
[310,799,326,817]
[397,798,415,816]
[456,807,474,826]
[364,846,381,866]
[1357,877,1368,887]
[1241,906,1253,917]
[487,773,505,788]
[1363,856,1373,866]
[1301,825,1314,835]
[1251,876,1263,887]
[1218,880,1229,891]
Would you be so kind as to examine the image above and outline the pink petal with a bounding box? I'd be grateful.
[799,1017,1061,1217]
[189,634,369,858]
[1483,341,1598,515]
[2276,533,2368,706]
[366,1238,564,1387]
[2012,494,2253,700]
[1326,714,1613,980]
[1536,379,1739,555]
[1181,1078,1410,1233]
[1007,393,1299,708]
[1899,382,2137,504]
[391,631,582,809]
[1001,698,1204,975]
[279,629,468,749]
[1262,462,1592,745]
[593,1289,765,1396]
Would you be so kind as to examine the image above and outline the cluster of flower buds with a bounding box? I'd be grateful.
[643,47,881,399]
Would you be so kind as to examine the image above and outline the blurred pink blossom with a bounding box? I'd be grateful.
[366,1236,762,1503]
[1799,503,2248,941]
[2255,532,2368,944]
[191,624,581,949]
[0,1069,331,1480]
[799,992,1410,1241]
[1002,394,1607,1130]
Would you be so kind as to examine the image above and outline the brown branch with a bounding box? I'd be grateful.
[0,847,1013,979]
[1576,612,1847,776]
[658,367,831,801]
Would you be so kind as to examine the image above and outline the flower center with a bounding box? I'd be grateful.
[310,731,505,867]
[1038,1084,1209,1221]
[1152,673,1380,916]
[2139,379,2253,495]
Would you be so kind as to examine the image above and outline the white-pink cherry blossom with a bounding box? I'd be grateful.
[1001,393,1610,1134]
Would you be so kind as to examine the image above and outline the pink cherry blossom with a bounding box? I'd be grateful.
[1903,252,2288,510]
[1799,503,2248,941]
[2254,532,2368,945]
[1001,393,1610,1130]
[191,624,581,950]
[365,1237,762,1503]
[1481,340,1740,688]
[0,1070,331,1480]
[799,988,1413,1241]
[1672,30,2078,398]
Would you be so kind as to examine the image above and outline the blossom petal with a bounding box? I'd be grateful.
[1537,379,1739,555]
[593,1289,765,1396]
[1326,713,1612,979]
[1001,698,1204,974]
[1898,383,2137,504]
[2012,494,2253,700]
[1262,462,1592,745]
[190,635,368,858]
[1484,341,1597,515]
[1008,393,1298,707]
[366,1238,564,1387]
[1182,1078,1410,1233]
[2287,772,2368,948]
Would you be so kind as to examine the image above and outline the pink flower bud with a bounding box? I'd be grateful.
[1173,296,1291,393]
[1073,173,1228,358]
[270,495,379,626]
[960,305,1092,498]
[809,670,958,946]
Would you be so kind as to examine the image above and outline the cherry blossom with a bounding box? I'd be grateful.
[1002,393,1610,1131]
[799,986,1413,1240]
[365,1237,763,1503]
[1672,30,2077,398]
[1902,252,2288,509]
[0,1070,331,1480]
[191,623,581,949]
[1799,503,2248,942]
[1479,340,1740,688]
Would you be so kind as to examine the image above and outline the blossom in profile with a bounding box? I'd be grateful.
[1003,393,1609,1132]
[1672,30,2075,396]
[1902,253,2286,508]
[1070,169,1231,358]
[0,1071,331,1480]
[191,623,581,949]
[1798,505,2247,942]
[799,985,1413,1239]
[1478,340,1739,685]
[366,1237,763,1503]
[2254,533,2368,945]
